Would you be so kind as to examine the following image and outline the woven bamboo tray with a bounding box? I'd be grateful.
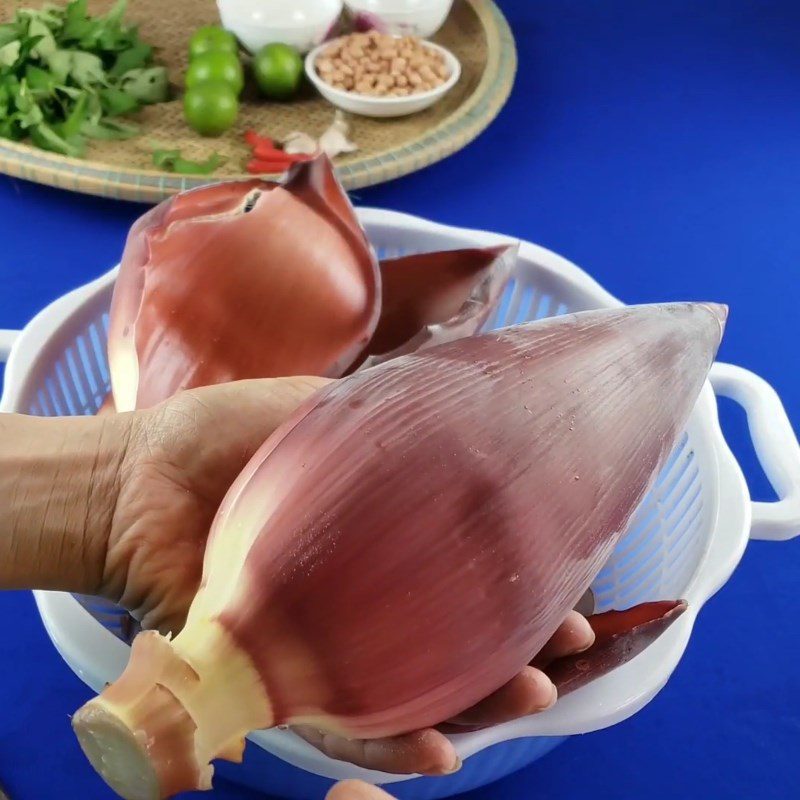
[0,0,516,203]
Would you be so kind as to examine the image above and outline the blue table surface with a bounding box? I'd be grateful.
[0,1,799,798]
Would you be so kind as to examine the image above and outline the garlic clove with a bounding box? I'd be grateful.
[319,111,358,159]
[282,131,319,156]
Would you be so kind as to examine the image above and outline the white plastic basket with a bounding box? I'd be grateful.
[1,208,798,799]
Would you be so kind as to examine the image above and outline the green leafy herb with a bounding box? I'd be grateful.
[99,86,138,116]
[24,64,58,95]
[70,50,105,85]
[119,66,168,104]
[152,148,226,175]
[82,117,138,140]
[109,41,152,77]
[60,89,88,138]
[0,40,21,67]
[28,18,58,60]
[0,25,19,49]
[30,120,84,157]
[0,0,170,158]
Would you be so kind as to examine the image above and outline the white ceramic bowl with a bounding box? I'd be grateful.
[305,38,461,117]
[217,0,344,54]
[345,0,454,38]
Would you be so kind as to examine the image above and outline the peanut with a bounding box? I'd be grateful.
[315,33,453,98]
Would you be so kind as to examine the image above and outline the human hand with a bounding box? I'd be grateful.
[101,376,330,635]
[293,609,593,776]
[100,377,592,778]
[326,781,396,800]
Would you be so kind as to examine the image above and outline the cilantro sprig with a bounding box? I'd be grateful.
[0,0,169,157]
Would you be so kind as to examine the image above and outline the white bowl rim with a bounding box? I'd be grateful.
[220,18,341,31]
[344,0,451,11]
[217,0,343,30]
[304,37,461,105]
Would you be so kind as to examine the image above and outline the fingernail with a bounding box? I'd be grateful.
[432,756,462,776]
[444,757,462,775]
[528,671,558,712]
[567,614,596,655]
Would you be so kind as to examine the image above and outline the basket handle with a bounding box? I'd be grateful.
[0,330,20,362]
[710,362,800,541]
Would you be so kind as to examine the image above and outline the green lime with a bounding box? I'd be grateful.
[189,26,239,60]
[253,43,304,100]
[184,82,239,136]
[185,51,244,95]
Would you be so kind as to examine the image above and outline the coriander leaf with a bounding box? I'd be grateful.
[0,118,23,141]
[30,121,85,157]
[103,0,128,29]
[28,18,57,60]
[109,42,152,77]
[12,80,44,128]
[91,1,134,54]
[0,0,167,157]
[55,83,82,99]
[65,0,89,24]
[0,84,12,122]
[151,148,179,167]
[119,66,168,104]
[61,0,92,43]
[81,117,138,139]
[61,17,92,44]
[0,25,20,49]
[23,6,64,32]
[2,74,20,99]
[14,100,44,130]
[68,50,105,86]
[25,64,58,95]
[152,149,226,175]
[46,49,71,82]
[60,89,88,138]
[99,86,139,116]
[16,33,45,64]
[0,40,20,68]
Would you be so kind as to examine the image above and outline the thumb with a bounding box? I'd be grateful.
[326,781,396,800]
[174,376,334,464]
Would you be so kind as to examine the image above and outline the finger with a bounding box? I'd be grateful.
[531,610,595,668]
[325,780,396,800]
[159,376,334,492]
[292,725,460,776]
[185,375,332,437]
[443,665,556,728]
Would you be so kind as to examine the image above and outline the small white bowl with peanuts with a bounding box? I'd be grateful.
[305,31,461,117]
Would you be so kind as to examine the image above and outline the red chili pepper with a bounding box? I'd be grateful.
[244,130,274,150]
[252,144,312,163]
[246,159,293,175]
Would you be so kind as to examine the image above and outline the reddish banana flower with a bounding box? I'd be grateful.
[106,156,516,410]
[351,244,516,371]
[108,156,380,412]
[74,302,725,799]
